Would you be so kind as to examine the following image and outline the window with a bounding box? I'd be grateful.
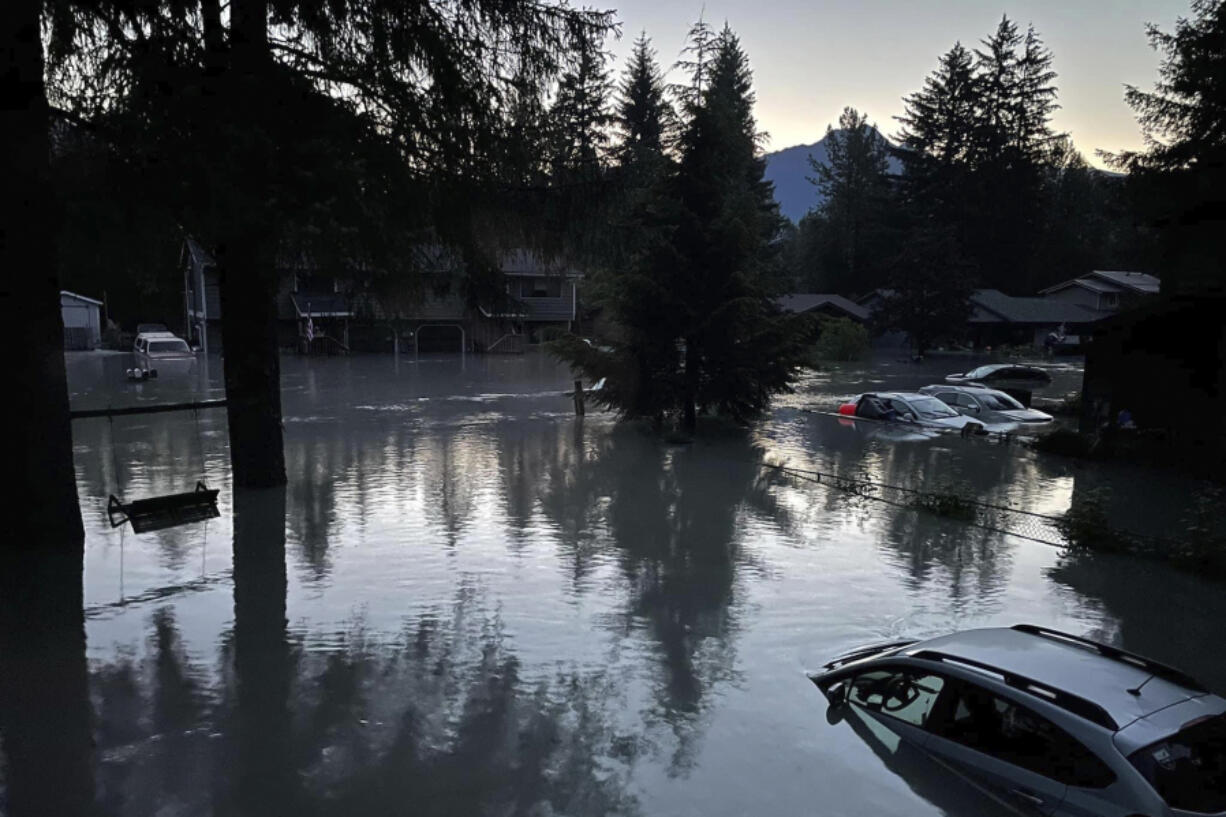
[953,393,980,409]
[908,396,959,419]
[1128,713,1226,813]
[933,683,1115,788]
[520,277,562,298]
[979,392,1023,411]
[849,668,946,728]
[934,392,961,406]
[148,340,191,354]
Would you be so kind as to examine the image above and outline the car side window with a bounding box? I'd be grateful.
[848,668,946,728]
[932,682,1115,788]
[936,392,960,406]
[955,394,979,409]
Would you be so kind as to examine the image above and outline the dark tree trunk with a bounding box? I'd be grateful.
[3,0,84,552]
[218,234,286,488]
[217,0,286,488]
[230,487,296,814]
[681,337,698,434]
[0,550,95,816]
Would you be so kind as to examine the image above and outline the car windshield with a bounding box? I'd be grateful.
[908,397,958,419]
[148,340,190,354]
[1128,713,1226,813]
[979,392,1024,410]
[965,365,1004,379]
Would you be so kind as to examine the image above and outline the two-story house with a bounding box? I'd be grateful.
[1039,271,1160,313]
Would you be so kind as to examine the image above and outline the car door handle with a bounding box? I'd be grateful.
[1009,788,1045,807]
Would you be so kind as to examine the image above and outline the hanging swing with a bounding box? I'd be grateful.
[106,408,220,533]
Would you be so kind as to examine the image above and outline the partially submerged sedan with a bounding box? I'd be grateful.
[945,364,1053,392]
[838,392,986,435]
[920,384,1054,426]
[810,625,1226,817]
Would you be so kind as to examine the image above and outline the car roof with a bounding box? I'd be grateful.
[865,392,932,401]
[906,627,1205,731]
[922,385,1013,398]
[137,331,178,339]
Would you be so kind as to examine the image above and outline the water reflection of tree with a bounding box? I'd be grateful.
[532,427,763,774]
[85,488,639,816]
[1048,551,1226,694]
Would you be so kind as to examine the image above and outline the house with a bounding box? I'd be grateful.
[967,289,1111,349]
[183,238,581,354]
[1080,294,1226,465]
[1040,271,1160,313]
[61,291,103,350]
[487,250,581,344]
[776,294,870,323]
[183,237,355,354]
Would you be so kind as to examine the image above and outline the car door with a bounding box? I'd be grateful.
[923,679,1069,816]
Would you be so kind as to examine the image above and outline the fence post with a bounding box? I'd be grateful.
[573,380,585,416]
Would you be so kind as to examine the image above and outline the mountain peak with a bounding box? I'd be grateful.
[763,128,899,223]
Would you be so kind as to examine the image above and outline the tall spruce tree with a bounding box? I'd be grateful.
[806,107,895,294]
[553,33,680,422]
[1111,0,1226,294]
[671,25,810,431]
[554,24,810,431]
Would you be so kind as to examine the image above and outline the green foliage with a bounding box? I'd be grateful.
[909,491,977,521]
[1057,487,1131,554]
[875,225,974,354]
[804,107,898,294]
[553,23,812,431]
[1111,0,1226,296]
[813,316,870,361]
[1030,428,1095,457]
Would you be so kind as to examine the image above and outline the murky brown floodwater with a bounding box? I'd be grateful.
[7,350,1224,816]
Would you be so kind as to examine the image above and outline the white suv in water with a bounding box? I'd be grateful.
[810,625,1226,817]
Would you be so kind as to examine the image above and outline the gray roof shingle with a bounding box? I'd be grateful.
[970,289,1110,325]
[776,293,870,321]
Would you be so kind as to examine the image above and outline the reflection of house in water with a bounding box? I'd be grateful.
[183,238,583,356]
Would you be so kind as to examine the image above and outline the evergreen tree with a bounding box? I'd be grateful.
[877,225,974,355]
[548,34,614,179]
[554,24,810,432]
[615,33,676,168]
[895,43,978,237]
[806,107,895,294]
[671,26,811,431]
[1111,0,1226,294]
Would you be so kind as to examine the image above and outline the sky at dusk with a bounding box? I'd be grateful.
[604,0,1190,166]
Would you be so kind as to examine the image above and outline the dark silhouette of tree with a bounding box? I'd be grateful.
[805,107,896,294]
[876,225,974,355]
[1109,0,1226,295]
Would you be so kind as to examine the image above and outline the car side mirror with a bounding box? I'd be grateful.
[968,405,980,413]
[826,680,848,707]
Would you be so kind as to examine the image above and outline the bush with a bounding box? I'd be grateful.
[1030,428,1095,458]
[813,317,870,361]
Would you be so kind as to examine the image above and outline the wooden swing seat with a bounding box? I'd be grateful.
[108,481,220,533]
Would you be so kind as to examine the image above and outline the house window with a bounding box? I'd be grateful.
[1101,292,1119,308]
[521,277,562,298]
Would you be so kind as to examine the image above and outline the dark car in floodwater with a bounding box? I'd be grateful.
[838,392,987,434]
[945,364,1053,392]
[920,384,1054,427]
[809,625,1226,817]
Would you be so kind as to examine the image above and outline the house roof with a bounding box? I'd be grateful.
[1040,270,1160,296]
[776,293,870,321]
[61,290,103,306]
[185,236,215,269]
[1088,270,1161,293]
[969,289,1109,325]
[499,250,582,278]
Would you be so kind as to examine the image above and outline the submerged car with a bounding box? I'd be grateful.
[920,384,1054,426]
[838,392,986,434]
[135,334,195,365]
[810,624,1226,817]
[945,364,1053,392]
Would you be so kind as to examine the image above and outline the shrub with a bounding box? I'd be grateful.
[813,317,870,361]
[1030,428,1095,457]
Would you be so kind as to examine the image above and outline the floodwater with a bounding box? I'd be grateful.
[8,351,1226,816]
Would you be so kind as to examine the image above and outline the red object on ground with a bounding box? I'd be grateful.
[837,402,857,416]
